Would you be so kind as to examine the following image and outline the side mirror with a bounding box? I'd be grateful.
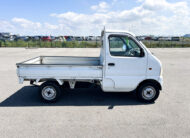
[140,48,145,57]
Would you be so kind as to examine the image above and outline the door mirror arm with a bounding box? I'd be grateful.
[140,48,145,57]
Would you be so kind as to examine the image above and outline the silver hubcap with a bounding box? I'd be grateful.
[142,86,156,100]
[42,86,56,100]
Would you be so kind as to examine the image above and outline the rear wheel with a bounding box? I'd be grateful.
[137,83,160,103]
[40,81,62,102]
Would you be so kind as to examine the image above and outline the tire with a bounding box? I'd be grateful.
[39,81,62,102]
[137,83,160,103]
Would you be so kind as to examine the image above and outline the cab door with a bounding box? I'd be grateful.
[103,34,147,92]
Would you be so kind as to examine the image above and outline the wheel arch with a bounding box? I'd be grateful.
[34,78,63,85]
[136,79,162,91]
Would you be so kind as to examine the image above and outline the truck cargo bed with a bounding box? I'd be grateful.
[16,56,103,83]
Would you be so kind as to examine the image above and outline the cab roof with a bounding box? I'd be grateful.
[104,29,136,36]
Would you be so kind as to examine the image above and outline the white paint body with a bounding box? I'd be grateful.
[16,30,163,92]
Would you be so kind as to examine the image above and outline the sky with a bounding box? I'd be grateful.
[0,0,190,36]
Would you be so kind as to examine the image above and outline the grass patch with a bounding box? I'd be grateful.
[0,40,190,48]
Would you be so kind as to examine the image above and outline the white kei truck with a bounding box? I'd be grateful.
[16,29,163,103]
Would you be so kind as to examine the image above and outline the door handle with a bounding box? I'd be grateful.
[108,63,115,66]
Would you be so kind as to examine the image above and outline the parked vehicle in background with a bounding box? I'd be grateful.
[33,36,41,40]
[54,36,66,42]
[86,36,97,41]
[74,36,84,41]
[151,36,158,41]
[41,36,52,41]
[0,33,15,41]
[172,37,180,41]
[0,32,11,38]
[16,29,163,103]
[96,36,101,41]
[136,36,146,41]
[15,36,29,41]
[158,37,172,41]
[51,36,55,41]
[84,36,88,41]
[87,36,92,41]
[64,36,74,41]
[5,35,15,41]
[145,36,152,40]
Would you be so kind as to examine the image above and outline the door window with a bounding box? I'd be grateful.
[109,35,143,57]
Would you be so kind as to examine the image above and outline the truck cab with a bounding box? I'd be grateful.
[101,30,163,93]
[16,29,163,103]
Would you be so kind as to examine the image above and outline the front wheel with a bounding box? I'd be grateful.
[137,83,160,103]
[40,81,62,102]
